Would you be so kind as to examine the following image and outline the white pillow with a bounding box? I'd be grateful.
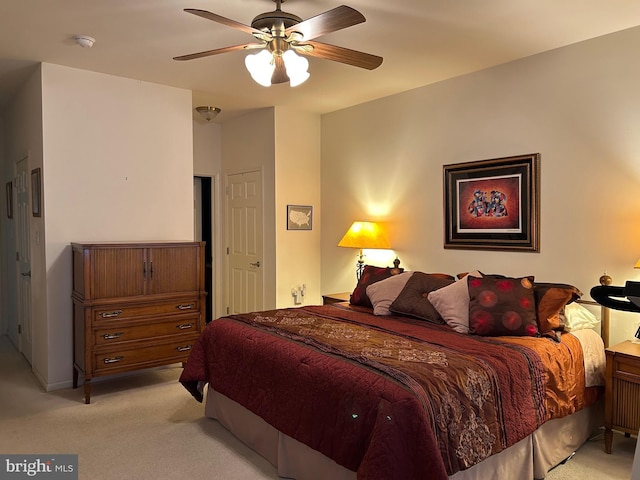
[563,302,599,332]
[427,271,482,334]
[366,272,413,315]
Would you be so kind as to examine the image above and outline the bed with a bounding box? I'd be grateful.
[180,268,608,480]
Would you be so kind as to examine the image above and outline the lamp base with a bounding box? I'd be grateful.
[390,257,402,275]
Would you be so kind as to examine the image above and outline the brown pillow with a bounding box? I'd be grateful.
[468,275,539,337]
[390,272,455,323]
[350,265,402,308]
[533,283,582,336]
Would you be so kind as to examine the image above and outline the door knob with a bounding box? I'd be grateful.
[21,271,31,277]
[249,261,261,268]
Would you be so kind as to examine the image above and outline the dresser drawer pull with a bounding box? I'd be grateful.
[102,332,123,340]
[176,345,192,352]
[176,304,195,310]
[176,323,194,330]
[101,310,123,318]
[103,356,124,364]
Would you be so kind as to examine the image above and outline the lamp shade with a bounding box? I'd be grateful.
[635,259,640,269]
[337,221,391,250]
[245,50,275,87]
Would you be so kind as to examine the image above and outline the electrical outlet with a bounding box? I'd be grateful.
[292,287,302,305]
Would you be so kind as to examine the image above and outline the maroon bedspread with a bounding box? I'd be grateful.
[180,304,593,480]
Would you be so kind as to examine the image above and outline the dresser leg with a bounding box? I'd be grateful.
[84,381,92,405]
[605,428,613,454]
[73,367,79,389]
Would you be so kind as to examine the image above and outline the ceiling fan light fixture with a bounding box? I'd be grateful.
[195,106,221,121]
[283,50,309,87]
[245,50,276,87]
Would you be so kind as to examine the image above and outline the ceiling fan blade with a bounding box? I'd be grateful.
[174,43,264,61]
[302,41,383,70]
[285,5,365,41]
[271,56,290,84]
[184,9,265,37]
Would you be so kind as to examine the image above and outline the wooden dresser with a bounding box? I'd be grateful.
[71,241,206,404]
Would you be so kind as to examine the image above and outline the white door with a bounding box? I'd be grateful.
[15,157,32,364]
[227,170,263,314]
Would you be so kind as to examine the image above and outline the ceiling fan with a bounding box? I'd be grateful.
[173,0,383,87]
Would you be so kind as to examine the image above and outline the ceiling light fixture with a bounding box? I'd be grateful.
[195,106,221,122]
[74,35,95,48]
[245,48,309,88]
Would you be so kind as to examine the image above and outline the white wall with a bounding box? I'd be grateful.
[222,108,277,310]
[193,118,223,318]
[274,107,321,307]
[2,67,43,357]
[220,107,322,310]
[37,64,194,389]
[193,119,222,176]
[321,26,640,346]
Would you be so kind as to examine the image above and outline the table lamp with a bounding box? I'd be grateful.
[338,221,391,280]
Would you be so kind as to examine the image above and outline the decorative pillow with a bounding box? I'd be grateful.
[563,302,599,332]
[389,272,456,323]
[350,265,403,308]
[468,276,538,337]
[427,271,482,333]
[533,283,582,336]
[366,272,413,316]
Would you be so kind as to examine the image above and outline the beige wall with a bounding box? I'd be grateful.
[220,107,323,310]
[274,107,321,307]
[321,26,640,346]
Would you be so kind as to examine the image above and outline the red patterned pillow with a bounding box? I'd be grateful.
[467,276,538,337]
[350,265,403,308]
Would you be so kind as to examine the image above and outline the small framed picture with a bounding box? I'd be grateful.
[5,181,12,219]
[31,168,42,217]
[287,205,313,230]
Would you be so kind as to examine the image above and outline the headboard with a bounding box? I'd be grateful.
[576,273,612,348]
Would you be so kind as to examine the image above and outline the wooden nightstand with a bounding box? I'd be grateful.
[605,340,640,453]
[322,292,351,305]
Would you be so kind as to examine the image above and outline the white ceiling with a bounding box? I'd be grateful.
[1,0,640,122]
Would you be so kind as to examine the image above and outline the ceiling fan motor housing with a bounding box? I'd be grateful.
[251,10,302,34]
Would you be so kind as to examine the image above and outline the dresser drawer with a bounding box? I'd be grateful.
[93,299,199,323]
[93,314,200,346]
[93,336,198,374]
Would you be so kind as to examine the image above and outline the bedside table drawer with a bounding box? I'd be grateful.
[615,358,640,378]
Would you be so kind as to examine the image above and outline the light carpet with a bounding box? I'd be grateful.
[0,335,635,479]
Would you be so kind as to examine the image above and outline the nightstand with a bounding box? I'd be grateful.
[322,292,351,305]
[604,340,640,453]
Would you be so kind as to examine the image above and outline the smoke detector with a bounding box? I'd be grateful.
[74,35,95,48]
